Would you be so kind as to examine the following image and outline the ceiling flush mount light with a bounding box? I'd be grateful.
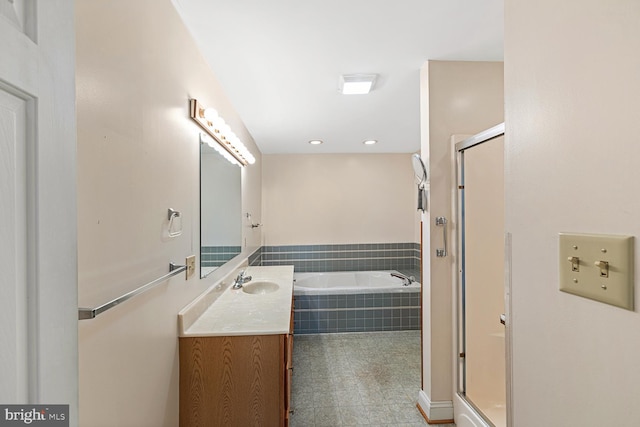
[189,99,255,166]
[363,139,377,145]
[339,74,377,95]
[308,140,323,145]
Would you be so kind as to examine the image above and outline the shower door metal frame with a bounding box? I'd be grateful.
[453,122,511,427]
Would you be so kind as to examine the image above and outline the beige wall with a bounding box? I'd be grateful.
[420,61,504,406]
[505,1,640,425]
[262,154,419,246]
[76,1,261,426]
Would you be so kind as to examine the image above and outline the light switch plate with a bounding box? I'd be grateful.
[559,233,634,310]
[185,255,196,279]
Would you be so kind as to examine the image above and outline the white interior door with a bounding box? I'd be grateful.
[0,64,29,404]
[0,0,77,422]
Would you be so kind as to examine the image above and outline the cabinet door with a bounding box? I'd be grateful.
[180,335,282,427]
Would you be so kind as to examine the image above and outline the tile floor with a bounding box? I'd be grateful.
[290,330,456,427]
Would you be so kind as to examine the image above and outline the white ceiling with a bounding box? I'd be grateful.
[172,0,504,154]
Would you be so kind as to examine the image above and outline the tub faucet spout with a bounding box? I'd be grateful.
[391,272,415,286]
[232,270,252,289]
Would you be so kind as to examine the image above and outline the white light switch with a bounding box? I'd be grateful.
[559,233,634,310]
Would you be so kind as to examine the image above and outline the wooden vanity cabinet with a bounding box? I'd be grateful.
[179,303,295,427]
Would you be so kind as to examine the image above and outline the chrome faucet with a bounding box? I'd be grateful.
[391,272,415,286]
[232,270,252,289]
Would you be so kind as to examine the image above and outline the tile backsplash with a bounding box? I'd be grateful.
[201,246,242,268]
[259,242,420,273]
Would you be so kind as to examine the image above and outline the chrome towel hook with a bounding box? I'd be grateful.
[245,212,262,229]
[167,208,182,237]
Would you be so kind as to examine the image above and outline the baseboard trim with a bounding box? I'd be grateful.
[417,390,454,424]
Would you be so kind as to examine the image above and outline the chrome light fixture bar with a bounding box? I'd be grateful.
[189,99,255,166]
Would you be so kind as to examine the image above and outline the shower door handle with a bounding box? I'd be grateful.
[499,314,506,325]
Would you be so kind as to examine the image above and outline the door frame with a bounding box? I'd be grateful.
[451,123,512,427]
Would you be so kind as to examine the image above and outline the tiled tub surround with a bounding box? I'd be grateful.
[248,247,262,266]
[246,243,421,334]
[293,271,421,334]
[261,243,420,274]
[200,245,242,268]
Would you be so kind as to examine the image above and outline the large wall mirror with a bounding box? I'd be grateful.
[200,140,242,278]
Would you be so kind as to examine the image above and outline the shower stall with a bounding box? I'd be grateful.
[453,123,509,427]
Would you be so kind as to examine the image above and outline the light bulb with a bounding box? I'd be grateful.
[219,123,231,138]
[211,116,225,132]
[203,108,218,121]
[228,132,239,146]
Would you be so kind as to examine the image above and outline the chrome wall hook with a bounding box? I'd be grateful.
[168,208,180,220]
[246,212,262,229]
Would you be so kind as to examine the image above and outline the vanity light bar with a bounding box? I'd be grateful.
[200,133,241,166]
[189,99,255,166]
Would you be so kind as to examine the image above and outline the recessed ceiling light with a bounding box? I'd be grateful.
[363,139,377,145]
[339,74,377,95]
[309,140,323,145]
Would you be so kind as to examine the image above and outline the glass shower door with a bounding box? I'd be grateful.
[457,131,506,427]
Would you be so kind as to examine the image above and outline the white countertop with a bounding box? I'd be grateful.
[179,265,294,337]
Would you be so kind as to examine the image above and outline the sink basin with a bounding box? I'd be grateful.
[242,281,280,295]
